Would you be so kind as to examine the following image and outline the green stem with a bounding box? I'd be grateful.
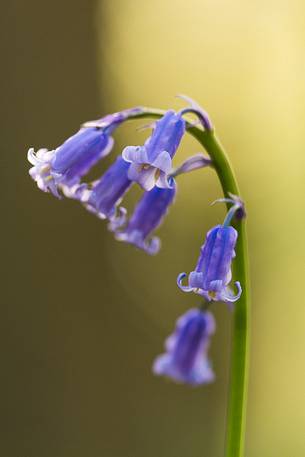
[131,108,250,457]
[191,129,250,457]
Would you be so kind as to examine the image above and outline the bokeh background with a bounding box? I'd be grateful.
[2,1,305,456]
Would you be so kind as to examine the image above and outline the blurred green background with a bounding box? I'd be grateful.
[2,1,305,456]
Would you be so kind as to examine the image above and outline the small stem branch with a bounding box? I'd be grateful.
[130,108,250,457]
[223,204,241,227]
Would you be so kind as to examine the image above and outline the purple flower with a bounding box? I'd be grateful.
[82,156,133,229]
[28,128,113,198]
[177,225,242,304]
[28,108,143,198]
[51,128,113,186]
[115,178,177,255]
[153,308,215,386]
[122,110,185,191]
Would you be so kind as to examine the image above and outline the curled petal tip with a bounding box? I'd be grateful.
[222,281,242,304]
[177,273,193,292]
[232,281,242,301]
[27,147,36,165]
[108,207,128,232]
[145,237,161,255]
[115,230,161,255]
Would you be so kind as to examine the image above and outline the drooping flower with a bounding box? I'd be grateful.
[153,308,215,386]
[81,156,133,229]
[27,108,143,198]
[122,110,185,191]
[177,225,242,304]
[115,178,177,255]
[28,128,114,198]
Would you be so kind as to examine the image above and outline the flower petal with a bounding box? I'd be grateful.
[143,236,161,255]
[108,206,128,231]
[221,281,242,303]
[177,273,193,292]
[155,171,172,189]
[127,163,158,191]
[151,150,172,174]
[189,271,205,289]
[122,145,148,164]
[115,229,161,255]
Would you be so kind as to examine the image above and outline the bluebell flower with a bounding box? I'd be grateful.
[28,128,114,198]
[115,178,177,255]
[80,156,133,229]
[153,308,215,386]
[122,110,185,191]
[177,225,242,304]
[28,108,143,198]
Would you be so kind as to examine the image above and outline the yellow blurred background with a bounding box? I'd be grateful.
[2,1,305,456]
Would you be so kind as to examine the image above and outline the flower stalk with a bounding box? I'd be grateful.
[132,108,250,457]
[28,102,250,457]
[193,130,250,457]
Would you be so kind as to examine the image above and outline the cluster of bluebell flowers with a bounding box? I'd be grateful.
[28,97,244,386]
